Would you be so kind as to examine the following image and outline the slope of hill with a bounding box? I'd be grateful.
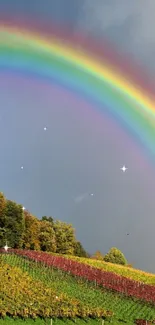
[0,250,155,325]
[56,254,155,285]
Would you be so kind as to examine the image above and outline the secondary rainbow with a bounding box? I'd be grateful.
[1,22,155,161]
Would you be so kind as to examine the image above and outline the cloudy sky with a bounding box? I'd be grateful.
[0,0,155,272]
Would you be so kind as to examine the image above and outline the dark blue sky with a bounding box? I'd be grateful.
[1,0,155,273]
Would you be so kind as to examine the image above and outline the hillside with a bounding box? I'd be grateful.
[59,254,155,285]
[1,191,155,324]
[0,249,155,325]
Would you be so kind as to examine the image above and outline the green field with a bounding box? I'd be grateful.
[0,253,155,324]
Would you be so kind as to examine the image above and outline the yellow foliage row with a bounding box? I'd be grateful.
[53,254,155,286]
[0,261,113,319]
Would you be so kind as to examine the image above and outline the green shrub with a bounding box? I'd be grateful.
[103,247,127,265]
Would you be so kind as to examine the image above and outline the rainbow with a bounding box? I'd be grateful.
[1,21,155,161]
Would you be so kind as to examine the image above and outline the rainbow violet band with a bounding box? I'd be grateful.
[1,24,155,160]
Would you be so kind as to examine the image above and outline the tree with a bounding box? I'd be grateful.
[91,250,104,260]
[41,216,54,225]
[22,211,40,250]
[0,192,6,225]
[39,220,56,252]
[0,192,6,246]
[4,200,25,248]
[104,247,127,265]
[74,241,89,257]
[53,220,76,255]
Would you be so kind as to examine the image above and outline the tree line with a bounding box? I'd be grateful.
[0,192,88,257]
[0,191,128,265]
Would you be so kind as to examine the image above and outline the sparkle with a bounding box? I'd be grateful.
[44,127,47,131]
[21,166,24,170]
[22,206,26,211]
[120,165,128,172]
[4,243,10,251]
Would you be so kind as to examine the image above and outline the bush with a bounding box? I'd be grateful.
[91,251,104,260]
[103,247,127,266]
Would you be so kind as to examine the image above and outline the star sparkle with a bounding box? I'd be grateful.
[4,243,10,252]
[120,165,128,172]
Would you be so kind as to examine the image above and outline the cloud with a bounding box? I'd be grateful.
[76,0,155,66]
[78,0,133,31]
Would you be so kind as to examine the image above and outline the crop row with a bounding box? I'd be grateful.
[7,249,155,305]
[61,255,155,286]
[2,253,155,323]
[0,259,113,319]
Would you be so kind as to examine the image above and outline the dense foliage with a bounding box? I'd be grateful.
[0,191,129,263]
[0,192,88,257]
[104,247,127,265]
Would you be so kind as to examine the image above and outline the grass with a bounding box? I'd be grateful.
[1,253,155,324]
